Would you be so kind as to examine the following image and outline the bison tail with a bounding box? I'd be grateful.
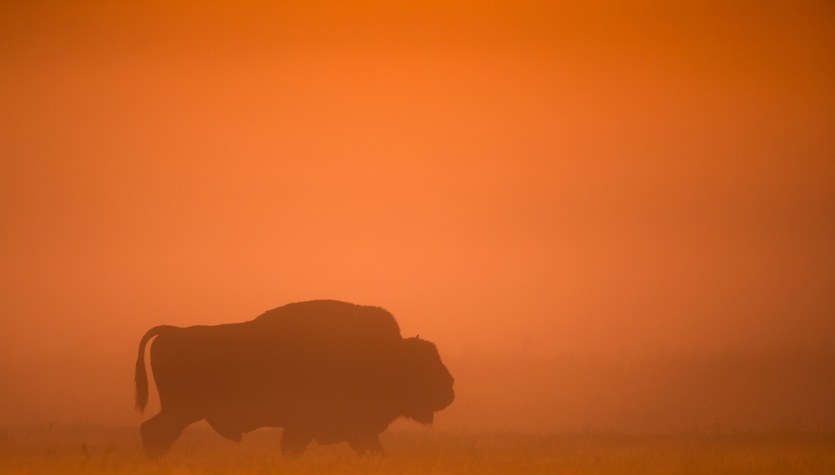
[135,325,175,414]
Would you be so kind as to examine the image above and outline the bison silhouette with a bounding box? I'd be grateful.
[135,300,455,457]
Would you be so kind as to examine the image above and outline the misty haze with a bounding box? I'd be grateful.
[1,1,834,474]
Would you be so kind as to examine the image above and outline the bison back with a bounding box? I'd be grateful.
[151,300,405,438]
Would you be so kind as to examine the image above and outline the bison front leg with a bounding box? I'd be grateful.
[348,433,384,456]
[140,411,194,459]
[280,428,313,457]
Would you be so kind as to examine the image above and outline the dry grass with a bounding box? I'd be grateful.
[1,424,833,474]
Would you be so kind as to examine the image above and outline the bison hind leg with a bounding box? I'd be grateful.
[140,411,194,459]
[206,418,243,442]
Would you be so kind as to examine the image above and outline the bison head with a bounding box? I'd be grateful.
[398,337,455,424]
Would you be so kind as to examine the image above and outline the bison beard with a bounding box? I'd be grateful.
[134,300,455,458]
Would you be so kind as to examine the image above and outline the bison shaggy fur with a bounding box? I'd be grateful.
[134,300,455,457]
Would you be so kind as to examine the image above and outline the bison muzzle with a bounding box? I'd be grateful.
[134,300,455,458]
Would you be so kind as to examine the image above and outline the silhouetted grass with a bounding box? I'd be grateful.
[1,425,834,474]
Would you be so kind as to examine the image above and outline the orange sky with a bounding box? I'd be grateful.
[1,1,834,429]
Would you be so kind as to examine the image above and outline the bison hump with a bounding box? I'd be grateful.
[252,300,402,344]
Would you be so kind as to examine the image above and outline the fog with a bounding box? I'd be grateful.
[1,2,834,433]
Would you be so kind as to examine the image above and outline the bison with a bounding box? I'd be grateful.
[135,300,455,458]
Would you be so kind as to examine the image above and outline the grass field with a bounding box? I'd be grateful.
[1,425,833,474]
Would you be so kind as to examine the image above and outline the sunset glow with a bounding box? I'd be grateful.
[2,0,834,443]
